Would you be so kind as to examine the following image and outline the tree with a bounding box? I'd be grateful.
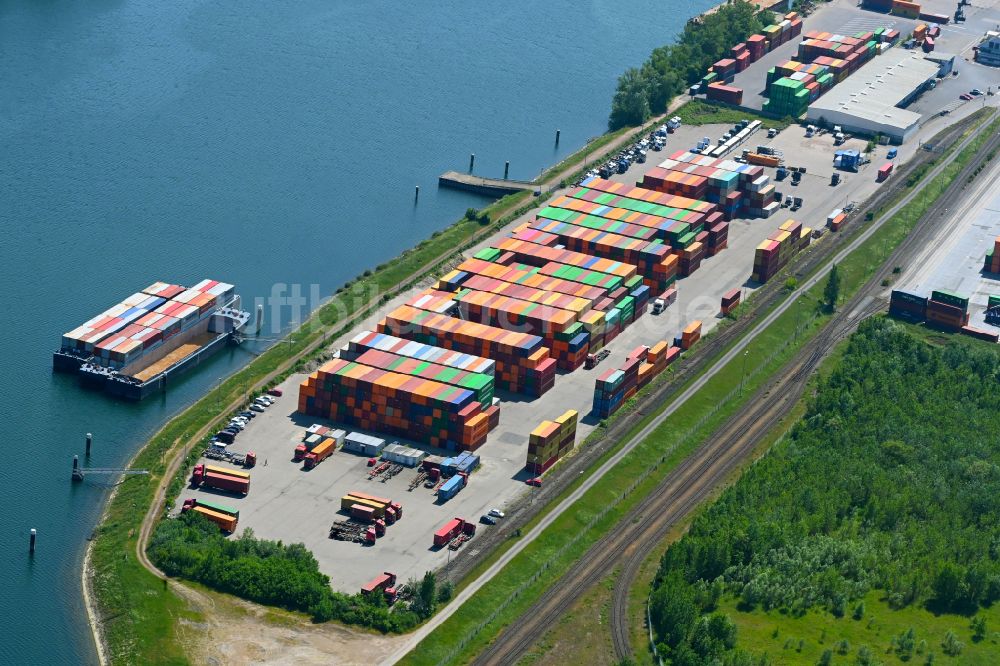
[609,68,651,130]
[824,265,841,312]
[941,630,964,656]
[818,649,834,666]
[411,571,438,618]
[971,615,987,642]
[690,612,737,658]
[649,573,697,648]
[437,580,454,604]
[932,563,964,611]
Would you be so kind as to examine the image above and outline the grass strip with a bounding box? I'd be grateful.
[673,99,790,129]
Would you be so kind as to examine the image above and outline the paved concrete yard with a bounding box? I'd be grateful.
[898,166,1000,334]
[177,55,1000,591]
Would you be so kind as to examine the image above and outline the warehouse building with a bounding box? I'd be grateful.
[806,48,940,143]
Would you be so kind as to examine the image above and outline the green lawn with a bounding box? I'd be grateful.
[673,99,791,129]
[720,592,1000,665]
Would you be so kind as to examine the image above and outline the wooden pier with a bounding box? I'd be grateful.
[438,171,542,197]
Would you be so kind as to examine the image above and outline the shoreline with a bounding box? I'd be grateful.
[81,101,674,663]
[82,530,108,666]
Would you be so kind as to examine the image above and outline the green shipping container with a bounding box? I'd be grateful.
[475,247,502,262]
[931,290,969,311]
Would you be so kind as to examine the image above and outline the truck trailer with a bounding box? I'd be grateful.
[192,464,250,495]
[304,437,336,469]
[434,518,465,547]
[204,464,250,480]
[361,571,398,603]
[183,504,238,532]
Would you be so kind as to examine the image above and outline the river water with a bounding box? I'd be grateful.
[0,0,714,662]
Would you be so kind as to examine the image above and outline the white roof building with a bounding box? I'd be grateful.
[806,48,940,143]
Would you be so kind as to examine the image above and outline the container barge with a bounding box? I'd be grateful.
[53,279,251,400]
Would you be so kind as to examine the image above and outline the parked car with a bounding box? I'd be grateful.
[971,88,983,96]
[250,404,265,413]
[960,93,973,101]
[479,515,498,525]
[488,508,505,519]
[267,388,283,397]
[238,411,256,419]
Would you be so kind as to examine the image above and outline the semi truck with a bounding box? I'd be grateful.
[191,464,250,495]
[437,472,467,501]
[294,435,331,461]
[346,491,402,519]
[303,437,336,469]
[361,572,398,603]
[433,517,476,547]
[341,495,387,518]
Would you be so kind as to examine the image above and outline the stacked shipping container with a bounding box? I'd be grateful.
[984,237,1000,274]
[643,152,777,220]
[525,410,578,475]
[379,305,556,397]
[752,219,812,283]
[298,357,492,451]
[59,279,235,369]
[926,290,970,331]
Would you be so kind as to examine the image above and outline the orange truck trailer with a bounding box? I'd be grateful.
[304,437,336,469]
[182,503,238,532]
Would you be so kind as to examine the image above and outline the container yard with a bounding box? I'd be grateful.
[169,0,1000,591]
[53,279,250,399]
[170,115,924,592]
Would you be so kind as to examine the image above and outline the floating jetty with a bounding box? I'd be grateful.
[53,280,250,400]
[438,171,540,196]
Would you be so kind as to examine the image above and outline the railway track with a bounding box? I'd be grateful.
[608,113,1000,661]
[469,111,999,666]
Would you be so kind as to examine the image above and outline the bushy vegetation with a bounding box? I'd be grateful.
[649,318,1000,662]
[609,1,767,129]
[149,511,445,632]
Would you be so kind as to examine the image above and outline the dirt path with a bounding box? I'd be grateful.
[169,582,402,666]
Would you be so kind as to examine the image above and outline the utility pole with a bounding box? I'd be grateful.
[739,349,749,396]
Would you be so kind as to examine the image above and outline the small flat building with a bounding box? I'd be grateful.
[806,48,940,143]
[924,52,956,77]
[977,33,1000,67]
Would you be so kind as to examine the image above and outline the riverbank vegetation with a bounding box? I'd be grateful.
[609,1,768,129]
[648,318,1000,664]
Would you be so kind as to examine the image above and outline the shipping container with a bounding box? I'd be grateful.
[304,437,336,469]
[204,464,251,480]
[187,505,238,532]
[433,518,466,547]
[195,469,249,495]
